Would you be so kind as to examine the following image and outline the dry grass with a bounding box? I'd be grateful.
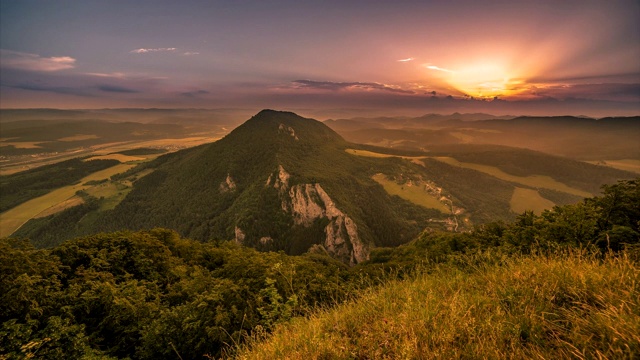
[586,159,640,174]
[0,163,134,237]
[234,250,640,359]
[57,134,100,141]
[509,187,556,214]
[372,173,450,213]
[432,156,592,197]
[84,154,144,162]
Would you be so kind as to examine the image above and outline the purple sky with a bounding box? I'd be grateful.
[1,0,638,117]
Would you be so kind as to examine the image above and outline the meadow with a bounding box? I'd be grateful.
[371,173,450,213]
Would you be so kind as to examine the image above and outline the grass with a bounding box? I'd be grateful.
[509,187,556,214]
[57,134,100,141]
[0,163,134,237]
[587,159,640,174]
[347,149,592,198]
[234,250,640,359]
[432,156,592,197]
[372,173,450,213]
[346,148,426,166]
[84,154,145,162]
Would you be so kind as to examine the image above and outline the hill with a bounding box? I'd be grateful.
[11,110,636,264]
[326,114,640,160]
[2,179,638,359]
[234,250,639,359]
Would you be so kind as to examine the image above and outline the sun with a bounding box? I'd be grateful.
[449,63,513,98]
[428,61,526,99]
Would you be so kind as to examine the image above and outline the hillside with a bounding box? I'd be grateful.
[12,110,636,265]
[234,250,639,359]
[326,114,640,160]
[2,179,638,359]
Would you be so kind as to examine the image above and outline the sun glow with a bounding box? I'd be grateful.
[428,61,527,99]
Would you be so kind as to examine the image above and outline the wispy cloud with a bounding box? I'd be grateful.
[8,83,92,97]
[425,65,455,73]
[182,52,200,56]
[181,89,210,97]
[98,85,140,93]
[0,49,76,72]
[86,72,127,79]
[292,80,415,94]
[130,47,177,54]
[397,57,415,62]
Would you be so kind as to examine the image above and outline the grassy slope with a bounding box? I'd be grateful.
[0,163,134,237]
[235,251,640,359]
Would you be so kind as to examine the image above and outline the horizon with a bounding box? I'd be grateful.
[1,0,639,117]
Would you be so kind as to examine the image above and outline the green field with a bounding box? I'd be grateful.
[0,163,135,237]
[372,173,450,213]
[432,156,592,197]
[510,187,556,214]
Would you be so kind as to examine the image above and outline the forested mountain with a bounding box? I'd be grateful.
[89,110,441,264]
[12,110,635,265]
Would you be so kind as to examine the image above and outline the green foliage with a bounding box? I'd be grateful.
[0,158,119,212]
[1,229,355,359]
[2,179,639,359]
[236,249,640,360]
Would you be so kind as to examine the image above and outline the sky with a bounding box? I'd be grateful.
[1,0,639,117]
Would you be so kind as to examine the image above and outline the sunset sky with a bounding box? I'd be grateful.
[1,0,639,117]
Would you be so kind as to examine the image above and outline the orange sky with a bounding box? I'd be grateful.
[1,0,638,116]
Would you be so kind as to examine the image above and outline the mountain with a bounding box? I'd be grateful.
[85,110,442,264]
[12,110,636,264]
[325,114,640,160]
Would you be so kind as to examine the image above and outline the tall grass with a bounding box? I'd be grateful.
[232,250,640,359]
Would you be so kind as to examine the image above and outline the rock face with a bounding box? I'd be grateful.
[265,165,368,265]
[220,174,237,193]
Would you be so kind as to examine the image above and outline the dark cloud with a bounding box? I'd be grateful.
[292,80,415,94]
[98,85,140,93]
[181,89,210,97]
[8,83,92,97]
[530,83,640,102]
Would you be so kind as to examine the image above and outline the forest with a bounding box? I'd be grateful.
[1,179,638,359]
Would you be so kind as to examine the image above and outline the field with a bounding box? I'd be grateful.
[0,163,135,237]
[85,154,145,162]
[345,148,425,166]
[432,156,592,197]
[347,148,592,199]
[509,187,556,214]
[587,159,640,174]
[372,173,450,213]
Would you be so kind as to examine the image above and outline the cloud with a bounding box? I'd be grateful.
[398,57,415,62]
[86,72,127,79]
[292,80,415,94]
[8,83,92,97]
[130,47,177,54]
[0,49,76,72]
[425,65,455,73]
[98,85,140,93]
[182,52,200,56]
[526,83,640,102]
[181,89,210,97]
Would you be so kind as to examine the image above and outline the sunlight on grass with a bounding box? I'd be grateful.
[509,187,555,214]
[235,251,640,359]
[0,163,135,237]
[372,173,449,213]
[433,156,592,197]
